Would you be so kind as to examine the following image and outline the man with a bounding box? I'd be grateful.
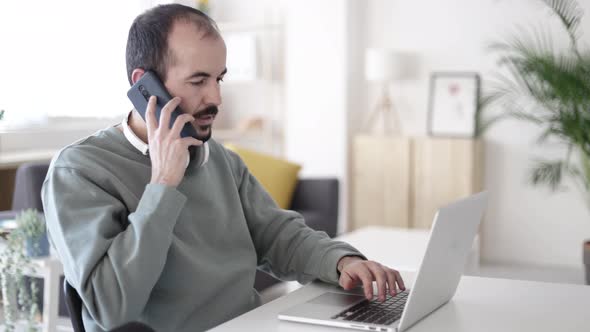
[42,4,404,332]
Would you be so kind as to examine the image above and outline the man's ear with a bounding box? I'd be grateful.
[131,68,146,85]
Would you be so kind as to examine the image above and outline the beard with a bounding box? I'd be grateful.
[191,105,218,143]
[194,124,213,142]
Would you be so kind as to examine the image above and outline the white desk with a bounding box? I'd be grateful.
[210,272,590,332]
[210,226,589,331]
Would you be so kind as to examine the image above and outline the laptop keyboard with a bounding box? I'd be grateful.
[332,290,409,326]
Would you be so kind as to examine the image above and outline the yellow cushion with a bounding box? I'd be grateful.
[224,143,302,209]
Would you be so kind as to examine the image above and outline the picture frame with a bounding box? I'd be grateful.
[427,72,480,138]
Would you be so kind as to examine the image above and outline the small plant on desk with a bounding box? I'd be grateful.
[0,209,47,332]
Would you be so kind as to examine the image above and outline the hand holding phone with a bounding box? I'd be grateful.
[144,95,203,187]
[127,71,198,138]
[127,72,202,187]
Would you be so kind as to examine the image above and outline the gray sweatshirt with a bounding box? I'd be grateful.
[41,126,363,332]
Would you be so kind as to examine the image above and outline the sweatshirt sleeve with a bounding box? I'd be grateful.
[41,166,186,330]
[229,153,366,285]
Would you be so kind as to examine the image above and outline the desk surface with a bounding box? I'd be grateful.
[210,226,589,331]
[210,272,590,332]
[333,226,479,272]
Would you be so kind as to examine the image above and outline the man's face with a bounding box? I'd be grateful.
[163,21,226,142]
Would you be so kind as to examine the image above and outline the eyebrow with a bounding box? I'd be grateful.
[186,68,227,80]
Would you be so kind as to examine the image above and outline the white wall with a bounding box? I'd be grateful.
[284,0,348,177]
[362,0,590,268]
[284,0,351,232]
[345,2,368,233]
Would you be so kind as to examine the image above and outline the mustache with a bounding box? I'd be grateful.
[195,105,218,117]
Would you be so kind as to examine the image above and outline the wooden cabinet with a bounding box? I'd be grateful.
[352,136,411,229]
[411,138,484,229]
[351,135,484,230]
[352,136,410,228]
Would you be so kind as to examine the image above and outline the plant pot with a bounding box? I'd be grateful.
[584,240,590,285]
[26,232,49,257]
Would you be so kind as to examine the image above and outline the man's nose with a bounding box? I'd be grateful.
[204,82,222,106]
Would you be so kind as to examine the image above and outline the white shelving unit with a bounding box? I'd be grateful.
[25,258,70,332]
[212,10,285,157]
[0,251,70,332]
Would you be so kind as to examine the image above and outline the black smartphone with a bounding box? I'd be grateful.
[127,71,198,138]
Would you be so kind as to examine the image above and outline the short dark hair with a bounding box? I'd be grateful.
[125,4,220,85]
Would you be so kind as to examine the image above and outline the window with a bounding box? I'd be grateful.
[0,0,152,128]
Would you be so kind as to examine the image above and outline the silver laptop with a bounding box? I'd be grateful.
[278,191,488,332]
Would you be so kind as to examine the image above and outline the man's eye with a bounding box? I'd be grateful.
[189,81,205,86]
[217,77,224,83]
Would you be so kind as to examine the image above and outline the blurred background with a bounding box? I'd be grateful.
[1,0,590,329]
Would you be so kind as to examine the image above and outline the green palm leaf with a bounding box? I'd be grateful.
[542,0,582,44]
[530,160,564,191]
[479,0,590,200]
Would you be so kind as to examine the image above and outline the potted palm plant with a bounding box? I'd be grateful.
[477,0,590,284]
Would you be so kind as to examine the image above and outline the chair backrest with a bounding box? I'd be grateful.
[64,279,86,332]
[290,178,339,237]
[12,162,50,212]
[64,279,156,332]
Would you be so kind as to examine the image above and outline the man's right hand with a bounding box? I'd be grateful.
[146,96,203,187]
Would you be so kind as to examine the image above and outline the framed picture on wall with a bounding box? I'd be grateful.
[427,72,480,137]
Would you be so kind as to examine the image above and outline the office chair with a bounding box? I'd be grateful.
[64,279,156,332]
[63,280,85,332]
[0,162,50,221]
